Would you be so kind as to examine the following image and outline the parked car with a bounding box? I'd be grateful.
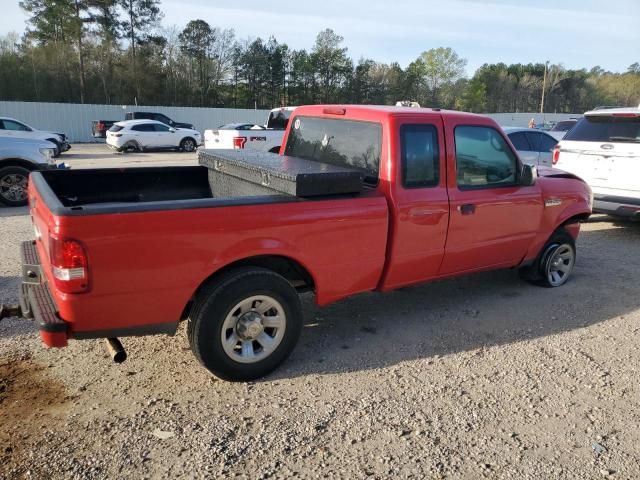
[550,119,578,133]
[204,107,296,152]
[503,127,558,167]
[92,112,195,139]
[13,105,592,381]
[553,106,640,219]
[0,137,59,206]
[106,120,202,152]
[0,117,70,157]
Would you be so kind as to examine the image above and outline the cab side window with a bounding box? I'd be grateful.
[401,124,440,188]
[455,126,517,189]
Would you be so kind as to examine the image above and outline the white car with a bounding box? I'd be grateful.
[0,117,70,157]
[204,107,296,153]
[503,127,558,167]
[553,106,640,219]
[106,120,202,153]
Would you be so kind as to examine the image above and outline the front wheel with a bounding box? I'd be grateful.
[519,229,576,287]
[0,166,30,207]
[188,267,303,381]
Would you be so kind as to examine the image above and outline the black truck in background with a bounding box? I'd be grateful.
[91,112,195,139]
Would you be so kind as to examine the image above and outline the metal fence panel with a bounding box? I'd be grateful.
[0,101,581,142]
[0,101,270,143]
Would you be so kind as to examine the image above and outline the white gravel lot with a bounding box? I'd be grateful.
[0,145,639,479]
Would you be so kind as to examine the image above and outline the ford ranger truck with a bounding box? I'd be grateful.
[15,105,592,381]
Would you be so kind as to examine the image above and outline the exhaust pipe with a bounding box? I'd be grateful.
[104,338,127,363]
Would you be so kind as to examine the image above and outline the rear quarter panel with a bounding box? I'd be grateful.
[31,186,388,334]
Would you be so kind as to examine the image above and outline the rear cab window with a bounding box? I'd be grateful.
[455,126,518,189]
[284,116,382,185]
[564,115,640,143]
[400,124,439,188]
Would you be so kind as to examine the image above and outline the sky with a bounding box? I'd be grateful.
[2,0,639,75]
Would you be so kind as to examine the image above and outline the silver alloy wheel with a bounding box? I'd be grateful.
[545,244,575,287]
[221,295,286,364]
[182,139,196,152]
[0,173,28,203]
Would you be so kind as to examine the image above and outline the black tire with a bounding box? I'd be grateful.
[121,141,140,153]
[46,138,62,157]
[0,165,30,207]
[188,267,303,381]
[180,137,197,152]
[519,228,576,287]
[0,166,30,207]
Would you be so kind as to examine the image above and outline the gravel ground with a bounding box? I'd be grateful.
[1,147,639,479]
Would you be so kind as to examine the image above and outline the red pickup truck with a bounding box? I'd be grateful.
[16,105,592,381]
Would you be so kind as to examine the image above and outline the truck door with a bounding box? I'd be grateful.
[440,123,543,275]
[380,117,450,290]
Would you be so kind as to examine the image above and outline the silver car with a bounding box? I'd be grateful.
[503,127,559,167]
[0,137,58,206]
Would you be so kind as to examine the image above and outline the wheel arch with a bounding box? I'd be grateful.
[0,158,37,171]
[180,254,316,320]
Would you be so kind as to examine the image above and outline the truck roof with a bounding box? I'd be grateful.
[292,104,485,121]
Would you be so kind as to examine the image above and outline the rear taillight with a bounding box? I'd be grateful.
[552,146,560,165]
[113,133,122,137]
[49,235,89,293]
[233,136,247,149]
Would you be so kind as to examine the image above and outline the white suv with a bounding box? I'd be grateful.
[553,106,640,219]
[106,120,202,153]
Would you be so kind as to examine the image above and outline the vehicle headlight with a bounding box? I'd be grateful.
[39,147,56,164]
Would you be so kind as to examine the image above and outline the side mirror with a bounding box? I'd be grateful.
[169,128,176,133]
[520,163,537,186]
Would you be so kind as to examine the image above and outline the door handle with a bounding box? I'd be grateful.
[458,203,475,215]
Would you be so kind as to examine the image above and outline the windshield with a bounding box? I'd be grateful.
[267,110,293,130]
[564,115,640,143]
[108,125,124,132]
[284,116,382,184]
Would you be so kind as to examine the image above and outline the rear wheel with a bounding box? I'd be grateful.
[0,166,30,207]
[121,141,140,153]
[188,267,303,381]
[180,137,197,152]
[519,229,576,287]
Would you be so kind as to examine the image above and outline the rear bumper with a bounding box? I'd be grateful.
[19,241,69,347]
[593,194,640,219]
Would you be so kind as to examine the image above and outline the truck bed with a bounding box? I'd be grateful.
[32,166,299,215]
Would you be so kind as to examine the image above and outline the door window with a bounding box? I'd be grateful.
[153,123,171,132]
[1,120,31,131]
[537,133,558,152]
[131,124,155,132]
[400,124,439,188]
[455,126,518,189]
[508,132,532,151]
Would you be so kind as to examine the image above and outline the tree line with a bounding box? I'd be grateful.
[0,0,638,113]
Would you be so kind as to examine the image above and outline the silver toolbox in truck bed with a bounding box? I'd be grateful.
[199,149,364,198]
